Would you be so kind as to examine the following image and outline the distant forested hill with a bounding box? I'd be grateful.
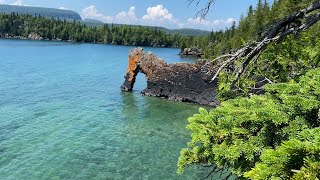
[83,19,104,24]
[82,22,210,36]
[0,5,81,21]
[110,26,210,36]
[162,28,210,36]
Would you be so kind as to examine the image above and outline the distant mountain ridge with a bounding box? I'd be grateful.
[0,5,81,21]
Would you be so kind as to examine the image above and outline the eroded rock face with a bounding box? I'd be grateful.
[121,48,219,106]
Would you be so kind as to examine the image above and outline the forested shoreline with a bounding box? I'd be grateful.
[0,13,207,48]
[0,13,173,47]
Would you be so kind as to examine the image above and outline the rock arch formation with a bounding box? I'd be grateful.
[121,48,219,106]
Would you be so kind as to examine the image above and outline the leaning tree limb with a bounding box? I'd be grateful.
[188,0,215,19]
[203,1,320,88]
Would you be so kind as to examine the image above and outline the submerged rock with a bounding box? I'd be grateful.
[121,48,219,106]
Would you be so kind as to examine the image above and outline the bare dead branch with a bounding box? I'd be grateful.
[231,12,320,87]
[291,169,300,173]
[207,45,251,81]
[188,0,215,19]
[203,1,320,88]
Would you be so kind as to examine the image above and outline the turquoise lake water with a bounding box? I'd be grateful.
[0,39,215,179]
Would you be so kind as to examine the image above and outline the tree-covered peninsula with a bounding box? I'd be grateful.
[0,13,196,48]
[0,11,216,49]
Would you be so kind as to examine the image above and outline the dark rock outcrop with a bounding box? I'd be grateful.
[121,48,219,106]
[180,48,203,57]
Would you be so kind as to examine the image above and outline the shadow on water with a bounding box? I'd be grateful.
[119,92,140,120]
[117,92,220,179]
[118,90,236,179]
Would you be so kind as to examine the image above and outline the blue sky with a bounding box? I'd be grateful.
[0,0,260,30]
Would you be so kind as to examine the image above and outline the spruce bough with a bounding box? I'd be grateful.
[178,68,320,179]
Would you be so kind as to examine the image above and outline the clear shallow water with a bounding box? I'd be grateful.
[0,39,213,179]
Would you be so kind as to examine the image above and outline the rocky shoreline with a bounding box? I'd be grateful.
[121,48,219,106]
[0,33,71,42]
[0,33,178,48]
[179,48,203,58]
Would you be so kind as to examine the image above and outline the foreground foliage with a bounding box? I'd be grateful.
[178,68,320,179]
[178,1,320,179]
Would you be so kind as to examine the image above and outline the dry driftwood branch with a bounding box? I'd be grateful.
[188,0,215,19]
[204,1,320,87]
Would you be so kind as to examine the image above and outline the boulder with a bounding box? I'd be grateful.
[28,32,43,40]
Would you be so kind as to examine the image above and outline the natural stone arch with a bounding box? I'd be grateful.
[121,48,219,106]
[121,48,144,92]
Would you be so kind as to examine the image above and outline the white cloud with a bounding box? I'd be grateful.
[81,6,138,24]
[141,5,178,25]
[114,6,137,24]
[58,7,69,10]
[81,4,236,31]
[11,0,23,6]
[226,18,236,24]
[185,17,237,31]
[81,5,112,22]
[0,0,28,6]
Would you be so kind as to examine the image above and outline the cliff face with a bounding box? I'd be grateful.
[0,5,82,21]
[121,48,219,106]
